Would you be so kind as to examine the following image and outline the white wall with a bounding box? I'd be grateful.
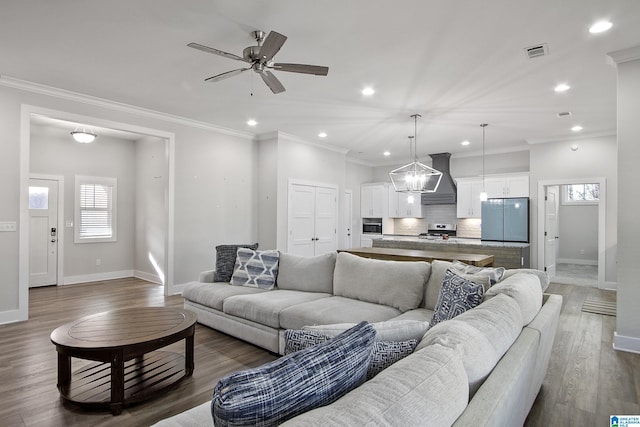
[529,135,617,283]
[613,49,640,352]
[0,81,257,322]
[30,124,136,281]
[558,202,598,264]
[345,160,374,245]
[135,136,168,284]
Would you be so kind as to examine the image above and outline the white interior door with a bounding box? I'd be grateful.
[544,186,559,279]
[29,179,59,287]
[343,190,353,249]
[314,187,337,255]
[289,184,316,256]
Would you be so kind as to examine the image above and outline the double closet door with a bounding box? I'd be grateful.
[288,183,337,256]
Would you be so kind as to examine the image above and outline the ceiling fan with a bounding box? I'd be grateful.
[188,30,329,94]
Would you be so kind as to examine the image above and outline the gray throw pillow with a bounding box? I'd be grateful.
[430,269,485,327]
[212,322,375,426]
[213,243,258,282]
[451,260,505,286]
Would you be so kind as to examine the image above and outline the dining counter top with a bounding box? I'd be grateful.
[340,247,494,267]
[380,235,530,248]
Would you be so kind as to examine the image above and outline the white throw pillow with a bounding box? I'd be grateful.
[230,248,280,289]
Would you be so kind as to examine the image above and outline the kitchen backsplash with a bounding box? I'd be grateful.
[392,205,481,238]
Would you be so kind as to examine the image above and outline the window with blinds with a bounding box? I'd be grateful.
[75,176,117,243]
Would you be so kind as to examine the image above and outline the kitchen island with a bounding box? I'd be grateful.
[340,247,494,267]
[373,235,530,269]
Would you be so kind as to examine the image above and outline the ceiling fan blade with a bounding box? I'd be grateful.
[272,63,329,76]
[187,42,247,62]
[259,31,287,62]
[260,70,286,94]
[205,68,250,82]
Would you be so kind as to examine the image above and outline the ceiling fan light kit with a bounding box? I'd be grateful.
[389,114,443,193]
[188,30,329,94]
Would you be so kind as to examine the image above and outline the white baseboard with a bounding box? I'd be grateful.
[0,308,27,325]
[557,258,598,266]
[63,270,134,285]
[602,281,617,291]
[134,270,163,285]
[169,282,187,295]
[613,332,640,354]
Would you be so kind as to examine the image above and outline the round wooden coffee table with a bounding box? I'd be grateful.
[50,307,197,415]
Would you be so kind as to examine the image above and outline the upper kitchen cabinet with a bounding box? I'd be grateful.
[389,188,423,218]
[485,174,530,198]
[456,177,483,218]
[361,183,389,217]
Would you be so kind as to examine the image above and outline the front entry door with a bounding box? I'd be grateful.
[544,186,559,280]
[29,178,59,287]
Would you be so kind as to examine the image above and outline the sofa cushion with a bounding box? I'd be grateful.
[279,296,401,330]
[211,322,375,426]
[484,272,543,326]
[333,252,430,312]
[230,248,279,289]
[284,329,417,380]
[390,308,434,323]
[430,269,485,327]
[502,268,550,292]
[451,260,506,285]
[424,260,453,310]
[182,282,266,311]
[417,293,522,396]
[279,344,469,427]
[223,290,331,328]
[277,252,336,293]
[213,243,258,282]
[303,319,430,342]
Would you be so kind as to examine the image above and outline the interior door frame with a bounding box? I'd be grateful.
[18,104,176,322]
[537,177,606,289]
[29,174,65,288]
[344,189,353,249]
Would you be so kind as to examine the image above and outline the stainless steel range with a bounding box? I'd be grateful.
[418,223,457,239]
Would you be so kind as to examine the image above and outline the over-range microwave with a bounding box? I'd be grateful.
[362,218,383,235]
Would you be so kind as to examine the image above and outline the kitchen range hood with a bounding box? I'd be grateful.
[421,153,457,205]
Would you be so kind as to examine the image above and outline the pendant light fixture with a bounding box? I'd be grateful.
[479,123,488,201]
[389,114,443,193]
[71,128,97,143]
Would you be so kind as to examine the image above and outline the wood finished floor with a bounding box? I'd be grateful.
[0,278,637,426]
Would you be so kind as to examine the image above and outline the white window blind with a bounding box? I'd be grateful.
[75,176,117,243]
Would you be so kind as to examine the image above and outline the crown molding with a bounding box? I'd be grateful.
[607,45,640,66]
[526,129,616,145]
[0,75,255,140]
[256,131,349,155]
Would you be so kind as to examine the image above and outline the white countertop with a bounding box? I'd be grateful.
[381,235,530,248]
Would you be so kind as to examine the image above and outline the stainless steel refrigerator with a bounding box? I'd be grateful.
[481,198,529,242]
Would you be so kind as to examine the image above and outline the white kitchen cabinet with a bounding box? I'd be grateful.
[388,188,423,218]
[485,174,529,198]
[361,183,389,217]
[456,178,484,218]
[361,236,373,247]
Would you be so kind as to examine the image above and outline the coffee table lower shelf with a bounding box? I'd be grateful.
[59,350,188,411]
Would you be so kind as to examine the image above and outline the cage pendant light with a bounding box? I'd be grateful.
[389,114,443,193]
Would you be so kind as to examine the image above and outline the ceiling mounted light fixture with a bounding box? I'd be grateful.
[389,114,442,193]
[362,87,375,96]
[480,124,488,202]
[554,83,570,92]
[70,128,97,143]
[589,21,612,34]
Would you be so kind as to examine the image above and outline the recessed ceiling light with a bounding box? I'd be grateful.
[589,21,612,34]
[571,125,583,132]
[318,132,327,138]
[383,151,391,156]
[554,83,570,92]
[461,140,470,146]
[247,119,257,126]
[362,87,375,96]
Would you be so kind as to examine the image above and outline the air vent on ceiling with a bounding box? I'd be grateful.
[557,111,572,117]
[524,43,549,59]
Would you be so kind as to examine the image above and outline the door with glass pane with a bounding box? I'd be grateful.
[29,179,59,287]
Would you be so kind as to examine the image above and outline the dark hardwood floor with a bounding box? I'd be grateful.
[0,278,637,426]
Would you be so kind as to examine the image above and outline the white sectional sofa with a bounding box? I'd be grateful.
[157,251,561,426]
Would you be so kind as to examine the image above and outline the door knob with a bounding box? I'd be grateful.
[51,239,57,243]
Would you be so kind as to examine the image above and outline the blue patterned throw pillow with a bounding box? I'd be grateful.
[430,269,485,327]
[211,322,376,426]
[284,329,417,380]
[230,248,279,289]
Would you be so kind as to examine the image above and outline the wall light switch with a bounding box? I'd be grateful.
[0,221,17,232]
[65,220,73,228]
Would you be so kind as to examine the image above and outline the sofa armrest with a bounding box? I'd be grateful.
[199,269,215,283]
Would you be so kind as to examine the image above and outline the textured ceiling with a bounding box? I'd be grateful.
[2,0,638,165]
